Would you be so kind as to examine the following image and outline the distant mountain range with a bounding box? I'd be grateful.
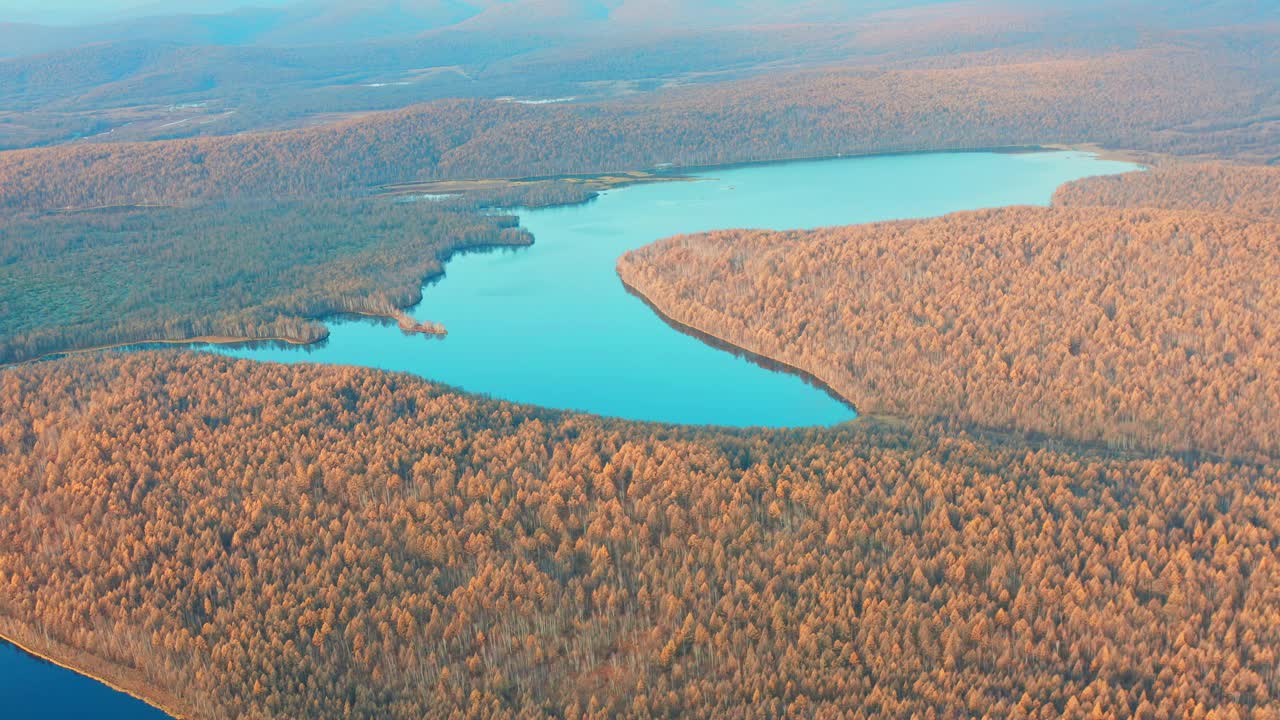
[0,1,1012,58]
[0,0,1273,151]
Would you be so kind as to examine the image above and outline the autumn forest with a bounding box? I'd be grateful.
[618,165,1280,460]
[1,1,1279,719]
[4,352,1279,718]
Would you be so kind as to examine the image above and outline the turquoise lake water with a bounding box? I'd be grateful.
[223,150,1139,427]
[1,150,1141,718]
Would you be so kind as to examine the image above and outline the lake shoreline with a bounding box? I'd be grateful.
[617,276,859,418]
[409,143,1145,187]
[2,231,537,368]
[7,148,1138,423]
[377,170,696,206]
[10,146,1134,370]
[643,142,1154,179]
[618,277,1243,465]
[377,143,1151,210]
[225,148,1136,427]
[0,622,185,719]
[654,144,1056,178]
[1039,142,1158,166]
[3,333,319,369]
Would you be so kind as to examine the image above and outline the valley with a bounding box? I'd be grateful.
[1,2,1277,718]
[226,150,1136,427]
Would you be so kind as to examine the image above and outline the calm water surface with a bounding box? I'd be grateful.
[225,150,1139,427]
[0,640,170,719]
[4,151,1140,718]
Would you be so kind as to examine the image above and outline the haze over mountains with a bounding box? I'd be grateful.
[6,1,1275,55]
[5,1,953,47]
[1,0,1274,152]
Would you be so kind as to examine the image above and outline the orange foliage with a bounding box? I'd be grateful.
[1,352,1278,718]
[619,206,1280,459]
[1055,163,1280,220]
[0,46,1272,211]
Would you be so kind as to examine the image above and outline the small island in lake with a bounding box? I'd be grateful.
[393,313,447,337]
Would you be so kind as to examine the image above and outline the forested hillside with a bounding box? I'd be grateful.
[5,0,1268,150]
[0,43,1274,211]
[1,3,1277,718]
[1055,163,1280,220]
[618,206,1280,460]
[2,352,1277,718]
[0,201,528,364]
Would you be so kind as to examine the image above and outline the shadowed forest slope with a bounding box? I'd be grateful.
[1,352,1278,718]
[0,201,528,364]
[0,44,1274,211]
[618,206,1280,460]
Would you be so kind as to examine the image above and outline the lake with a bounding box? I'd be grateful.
[224,150,1140,427]
[2,149,1140,718]
[0,640,170,719]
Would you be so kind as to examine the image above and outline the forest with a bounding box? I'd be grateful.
[1,351,1277,719]
[3,1,1271,152]
[0,3,1277,717]
[0,200,528,364]
[1055,163,1280,220]
[0,40,1275,212]
[618,170,1280,461]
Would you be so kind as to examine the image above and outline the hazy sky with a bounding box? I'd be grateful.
[0,0,294,25]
